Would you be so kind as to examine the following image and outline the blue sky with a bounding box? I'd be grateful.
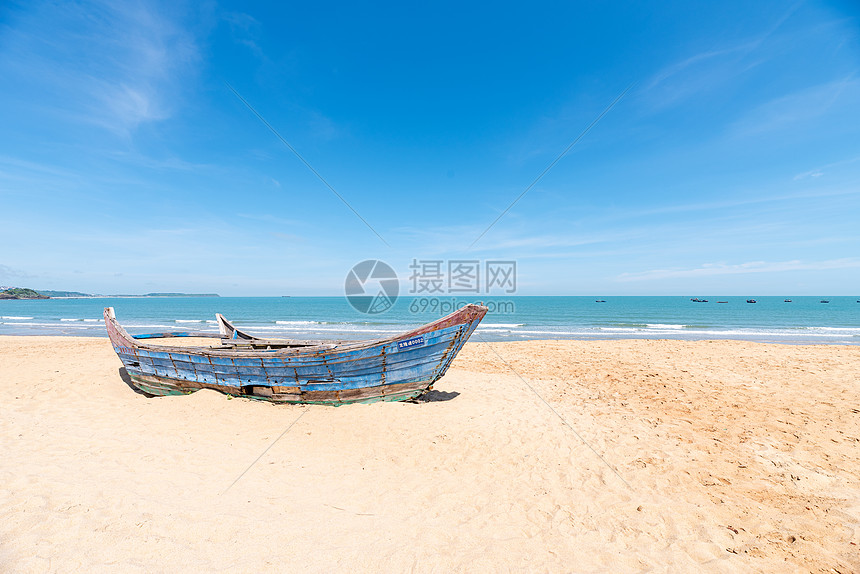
[1,0,859,295]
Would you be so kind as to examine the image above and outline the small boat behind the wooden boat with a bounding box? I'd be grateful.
[105,304,487,405]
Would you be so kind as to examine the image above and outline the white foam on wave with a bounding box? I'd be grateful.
[2,310,857,344]
[470,325,860,341]
[488,328,588,336]
[127,321,856,341]
[249,324,401,335]
[605,327,858,339]
[0,321,93,329]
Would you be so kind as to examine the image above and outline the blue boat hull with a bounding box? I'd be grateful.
[105,305,487,405]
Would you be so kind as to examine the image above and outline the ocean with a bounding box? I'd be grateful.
[2,295,859,344]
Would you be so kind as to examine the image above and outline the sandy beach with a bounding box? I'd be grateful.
[1,336,858,572]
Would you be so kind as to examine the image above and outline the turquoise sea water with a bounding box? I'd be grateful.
[1,296,859,344]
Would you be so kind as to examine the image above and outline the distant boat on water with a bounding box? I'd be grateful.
[595,300,606,303]
[746,299,757,303]
[690,298,708,302]
[717,301,728,303]
[821,300,830,303]
[784,299,792,302]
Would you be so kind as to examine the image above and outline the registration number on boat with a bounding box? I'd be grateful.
[398,335,425,350]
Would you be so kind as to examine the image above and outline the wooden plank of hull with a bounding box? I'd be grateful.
[129,373,430,405]
[123,325,464,390]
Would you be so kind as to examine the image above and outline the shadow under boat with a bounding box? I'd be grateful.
[118,367,155,397]
[410,390,460,403]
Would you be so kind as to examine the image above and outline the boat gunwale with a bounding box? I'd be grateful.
[105,304,488,358]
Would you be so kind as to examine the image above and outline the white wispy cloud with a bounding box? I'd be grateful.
[617,258,860,282]
[222,12,264,58]
[793,154,860,180]
[306,111,342,142]
[646,43,757,93]
[2,1,199,135]
[91,3,199,133]
[730,76,858,137]
[643,2,802,107]
[572,186,860,226]
[0,155,84,181]
[0,264,38,282]
[235,213,304,227]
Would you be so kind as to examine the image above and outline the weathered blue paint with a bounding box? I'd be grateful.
[105,305,487,405]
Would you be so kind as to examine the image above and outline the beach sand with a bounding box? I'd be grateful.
[1,336,858,572]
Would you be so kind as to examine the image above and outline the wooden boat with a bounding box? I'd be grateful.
[104,304,487,405]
